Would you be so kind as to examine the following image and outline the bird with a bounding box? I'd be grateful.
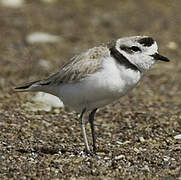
[15,36,170,156]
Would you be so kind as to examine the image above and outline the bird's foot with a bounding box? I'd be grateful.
[79,149,100,159]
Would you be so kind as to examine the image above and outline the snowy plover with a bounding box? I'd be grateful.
[15,36,170,156]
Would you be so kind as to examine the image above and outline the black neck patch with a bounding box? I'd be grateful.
[138,37,154,47]
[109,47,140,72]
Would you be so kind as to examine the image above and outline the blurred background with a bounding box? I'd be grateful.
[0,0,180,86]
[0,0,181,179]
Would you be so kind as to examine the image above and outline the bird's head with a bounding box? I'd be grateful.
[114,36,170,72]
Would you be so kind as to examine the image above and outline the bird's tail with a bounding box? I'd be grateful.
[15,72,58,92]
[14,80,43,92]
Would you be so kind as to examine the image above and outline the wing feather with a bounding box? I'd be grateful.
[41,46,110,85]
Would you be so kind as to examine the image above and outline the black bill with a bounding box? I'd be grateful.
[151,53,170,62]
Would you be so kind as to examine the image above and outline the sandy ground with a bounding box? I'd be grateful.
[0,0,181,179]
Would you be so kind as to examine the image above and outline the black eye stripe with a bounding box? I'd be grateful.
[120,46,141,53]
[130,46,141,52]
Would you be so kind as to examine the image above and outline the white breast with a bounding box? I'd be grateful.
[56,56,142,112]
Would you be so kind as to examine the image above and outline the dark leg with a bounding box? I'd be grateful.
[88,108,97,153]
[80,108,90,154]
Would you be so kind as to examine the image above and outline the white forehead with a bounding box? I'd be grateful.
[116,36,158,54]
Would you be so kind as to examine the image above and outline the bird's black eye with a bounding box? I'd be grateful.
[130,46,141,52]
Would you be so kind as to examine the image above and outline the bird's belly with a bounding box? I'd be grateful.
[56,80,119,112]
[56,64,141,112]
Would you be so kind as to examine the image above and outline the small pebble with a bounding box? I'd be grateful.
[174,134,181,140]
[139,136,145,142]
[32,92,64,108]
[115,155,125,160]
[0,0,24,8]
[116,141,130,145]
[141,165,150,172]
[38,59,52,70]
[167,41,177,50]
[26,32,60,44]
[133,147,140,153]
[163,156,170,161]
